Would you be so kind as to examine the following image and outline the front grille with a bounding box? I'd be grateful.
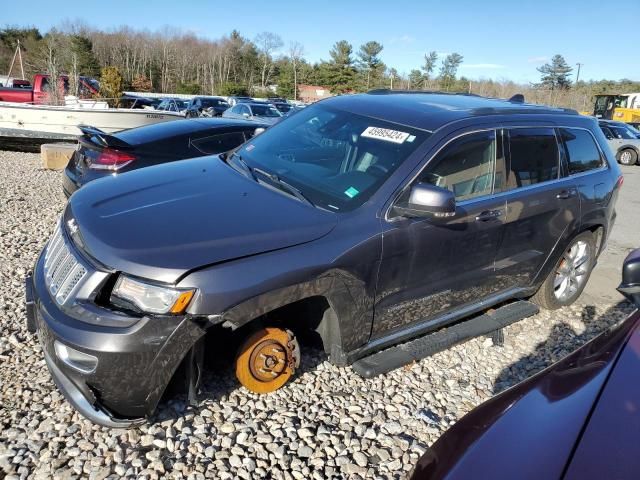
[43,223,87,305]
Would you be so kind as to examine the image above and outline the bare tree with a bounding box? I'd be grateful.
[288,41,304,100]
[255,32,283,88]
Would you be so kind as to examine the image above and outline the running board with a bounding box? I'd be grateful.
[352,300,539,378]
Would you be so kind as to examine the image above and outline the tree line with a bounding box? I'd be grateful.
[1,24,639,112]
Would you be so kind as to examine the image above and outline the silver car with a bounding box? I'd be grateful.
[599,120,640,166]
[222,102,283,125]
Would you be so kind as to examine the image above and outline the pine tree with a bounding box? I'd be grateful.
[408,69,423,89]
[537,54,573,90]
[357,41,384,90]
[438,53,463,91]
[421,51,438,89]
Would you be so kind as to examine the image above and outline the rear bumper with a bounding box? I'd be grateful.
[26,252,206,427]
[62,167,80,198]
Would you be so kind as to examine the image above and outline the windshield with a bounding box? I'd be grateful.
[201,98,228,108]
[235,104,429,211]
[610,125,636,140]
[251,105,282,117]
[274,103,292,113]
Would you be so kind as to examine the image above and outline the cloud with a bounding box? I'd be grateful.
[460,63,507,69]
[527,56,548,64]
[389,35,414,45]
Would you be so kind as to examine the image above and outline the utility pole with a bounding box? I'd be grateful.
[575,62,583,85]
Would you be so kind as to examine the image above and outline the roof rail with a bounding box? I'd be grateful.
[367,88,479,97]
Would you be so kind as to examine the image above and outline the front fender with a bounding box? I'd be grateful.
[178,222,382,361]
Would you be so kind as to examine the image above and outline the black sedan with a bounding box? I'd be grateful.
[63,118,266,197]
[411,249,640,480]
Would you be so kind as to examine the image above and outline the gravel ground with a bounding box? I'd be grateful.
[0,151,636,480]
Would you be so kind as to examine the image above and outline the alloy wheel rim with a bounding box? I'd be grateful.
[621,151,632,164]
[554,240,591,301]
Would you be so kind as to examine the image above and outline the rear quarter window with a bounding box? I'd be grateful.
[560,128,603,174]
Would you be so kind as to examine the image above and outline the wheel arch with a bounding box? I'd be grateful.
[215,273,370,365]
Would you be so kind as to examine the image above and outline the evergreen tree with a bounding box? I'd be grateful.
[421,51,438,89]
[357,41,384,90]
[438,53,463,91]
[537,54,573,90]
[408,69,423,89]
[321,40,357,93]
[69,35,100,77]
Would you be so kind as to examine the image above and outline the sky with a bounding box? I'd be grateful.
[3,0,639,84]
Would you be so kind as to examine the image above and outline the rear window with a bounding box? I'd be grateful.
[191,131,247,155]
[507,128,559,188]
[560,128,603,174]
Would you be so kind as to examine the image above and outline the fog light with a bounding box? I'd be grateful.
[54,341,98,374]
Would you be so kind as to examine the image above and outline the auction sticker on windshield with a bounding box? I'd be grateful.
[361,126,410,144]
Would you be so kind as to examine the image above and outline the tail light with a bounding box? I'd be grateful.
[616,175,624,189]
[89,148,136,171]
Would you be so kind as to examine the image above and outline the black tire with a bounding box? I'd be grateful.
[616,148,638,166]
[531,231,596,310]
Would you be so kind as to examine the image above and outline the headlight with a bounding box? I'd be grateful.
[111,275,195,314]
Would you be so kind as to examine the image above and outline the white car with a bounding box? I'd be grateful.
[599,120,640,166]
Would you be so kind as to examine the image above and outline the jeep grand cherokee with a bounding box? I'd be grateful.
[26,91,622,426]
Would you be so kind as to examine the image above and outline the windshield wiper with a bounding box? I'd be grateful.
[228,151,256,181]
[252,167,315,207]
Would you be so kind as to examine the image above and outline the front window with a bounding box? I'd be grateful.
[250,105,282,117]
[233,104,429,211]
[420,130,497,201]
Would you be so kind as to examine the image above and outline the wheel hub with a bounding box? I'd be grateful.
[249,339,288,381]
[554,240,591,301]
[235,327,300,393]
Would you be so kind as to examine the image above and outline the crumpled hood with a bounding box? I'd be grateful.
[69,156,337,283]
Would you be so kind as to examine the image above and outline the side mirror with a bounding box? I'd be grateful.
[619,249,640,306]
[394,182,456,219]
[242,112,250,118]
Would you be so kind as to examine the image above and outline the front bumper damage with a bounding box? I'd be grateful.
[26,251,207,427]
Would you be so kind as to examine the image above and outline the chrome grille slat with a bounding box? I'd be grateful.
[43,222,88,305]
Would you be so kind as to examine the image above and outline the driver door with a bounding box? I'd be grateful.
[373,129,508,338]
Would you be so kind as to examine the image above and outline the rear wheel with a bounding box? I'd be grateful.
[531,231,596,310]
[235,327,300,393]
[617,148,638,166]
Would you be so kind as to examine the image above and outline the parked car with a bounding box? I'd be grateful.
[598,119,640,165]
[62,118,266,197]
[0,74,99,103]
[272,101,293,114]
[155,98,189,113]
[26,91,621,427]
[185,96,230,117]
[410,249,640,480]
[222,101,283,124]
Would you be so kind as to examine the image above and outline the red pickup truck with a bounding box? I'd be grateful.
[0,74,99,104]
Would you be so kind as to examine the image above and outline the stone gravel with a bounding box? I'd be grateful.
[0,150,634,479]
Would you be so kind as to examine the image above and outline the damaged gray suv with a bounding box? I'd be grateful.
[26,91,622,426]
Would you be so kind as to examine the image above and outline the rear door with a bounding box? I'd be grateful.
[495,127,580,290]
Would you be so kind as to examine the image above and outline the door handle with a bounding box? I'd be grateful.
[557,188,577,199]
[475,210,503,222]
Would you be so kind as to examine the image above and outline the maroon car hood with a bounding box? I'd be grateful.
[564,314,640,480]
[412,311,640,480]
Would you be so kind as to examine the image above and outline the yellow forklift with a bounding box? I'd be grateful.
[592,93,640,122]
